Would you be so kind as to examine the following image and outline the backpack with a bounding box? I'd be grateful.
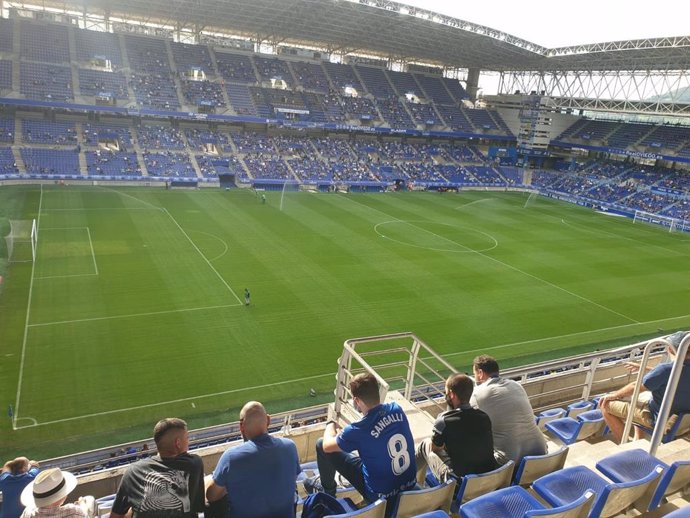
[300,492,347,518]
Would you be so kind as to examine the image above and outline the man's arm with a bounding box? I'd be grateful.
[205,476,227,503]
[599,381,648,408]
[321,421,342,453]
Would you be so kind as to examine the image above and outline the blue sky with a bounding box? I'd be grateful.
[396,0,689,48]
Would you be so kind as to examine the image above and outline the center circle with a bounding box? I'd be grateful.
[374,220,498,253]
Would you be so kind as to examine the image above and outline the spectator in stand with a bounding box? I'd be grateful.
[304,373,416,504]
[471,355,547,465]
[1,457,40,518]
[109,418,205,518]
[206,401,299,518]
[415,373,497,485]
[19,468,95,518]
[600,331,690,442]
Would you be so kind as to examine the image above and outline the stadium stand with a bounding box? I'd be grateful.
[74,29,123,67]
[20,19,70,63]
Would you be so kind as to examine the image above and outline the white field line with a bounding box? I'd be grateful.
[14,184,43,430]
[41,208,155,212]
[39,227,89,230]
[34,273,99,280]
[18,312,690,429]
[339,194,639,325]
[14,372,334,429]
[85,227,99,275]
[441,312,690,359]
[97,186,164,211]
[163,208,242,304]
[27,303,242,328]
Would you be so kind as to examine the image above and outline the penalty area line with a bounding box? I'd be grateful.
[14,372,334,429]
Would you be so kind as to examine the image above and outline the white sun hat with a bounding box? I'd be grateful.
[21,468,78,508]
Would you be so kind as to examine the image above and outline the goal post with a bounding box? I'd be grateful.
[632,210,686,233]
[5,219,37,263]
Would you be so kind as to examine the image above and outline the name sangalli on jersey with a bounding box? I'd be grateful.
[370,413,404,438]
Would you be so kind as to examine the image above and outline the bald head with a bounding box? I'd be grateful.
[239,401,269,440]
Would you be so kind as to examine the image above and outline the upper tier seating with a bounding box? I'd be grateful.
[180,79,226,109]
[355,65,396,99]
[414,74,455,105]
[78,69,129,99]
[20,20,70,63]
[20,63,73,101]
[226,84,257,116]
[291,61,330,94]
[0,18,13,52]
[254,56,293,86]
[441,76,467,101]
[74,29,123,67]
[324,62,363,92]
[171,41,214,76]
[387,69,422,98]
[0,60,12,91]
[215,52,257,84]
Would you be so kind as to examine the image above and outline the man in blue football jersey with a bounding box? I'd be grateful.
[306,373,416,503]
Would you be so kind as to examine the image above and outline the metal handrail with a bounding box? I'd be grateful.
[650,333,690,456]
[620,338,669,444]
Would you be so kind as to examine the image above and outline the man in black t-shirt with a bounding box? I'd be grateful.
[110,418,205,518]
[416,374,498,484]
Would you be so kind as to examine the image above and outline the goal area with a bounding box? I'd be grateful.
[5,219,37,263]
[632,210,688,233]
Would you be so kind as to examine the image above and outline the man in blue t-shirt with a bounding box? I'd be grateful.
[207,401,300,518]
[0,456,40,518]
[600,330,690,442]
[305,373,416,503]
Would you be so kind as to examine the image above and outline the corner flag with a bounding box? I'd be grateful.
[8,404,13,419]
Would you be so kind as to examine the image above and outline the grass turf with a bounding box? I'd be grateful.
[1,185,689,460]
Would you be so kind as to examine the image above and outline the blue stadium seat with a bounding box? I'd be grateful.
[533,464,663,518]
[566,401,594,418]
[666,507,690,517]
[410,512,450,518]
[595,448,690,510]
[459,485,594,518]
[545,411,605,445]
[512,446,569,487]
[535,408,566,431]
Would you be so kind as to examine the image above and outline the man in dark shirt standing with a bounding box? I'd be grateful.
[416,374,497,484]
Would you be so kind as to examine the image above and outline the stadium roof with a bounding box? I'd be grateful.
[55,0,690,72]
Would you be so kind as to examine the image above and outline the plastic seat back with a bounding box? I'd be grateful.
[513,447,569,487]
[650,460,690,509]
[593,466,663,518]
[456,460,515,505]
[525,490,594,518]
[392,479,456,518]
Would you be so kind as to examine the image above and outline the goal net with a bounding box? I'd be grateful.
[633,210,688,233]
[5,219,37,263]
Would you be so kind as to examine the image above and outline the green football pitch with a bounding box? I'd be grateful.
[1,185,689,459]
